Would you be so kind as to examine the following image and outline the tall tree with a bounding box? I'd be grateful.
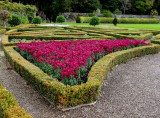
[119,0,131,14]
[72,0,101,13]
[99,0,120,12]
[131,0,154,14]
[153,0,160,13]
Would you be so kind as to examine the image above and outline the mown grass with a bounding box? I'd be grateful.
[50,22,160,30]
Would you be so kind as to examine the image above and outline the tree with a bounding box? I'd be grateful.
[131,0,154,15]
[113,17,118,26]
[150,9,158,18]
[89,16,100,26]
[56,15,66,24]
[0,10,11,28]
[99,0,120,12]
[64,0,72,12]
[72,0,101,13]
[32,16,42,24]
[153,0,160,13]
[8,14,21,26]
[119,0,131,14]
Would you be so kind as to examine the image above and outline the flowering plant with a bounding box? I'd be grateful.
[16,39,149,86]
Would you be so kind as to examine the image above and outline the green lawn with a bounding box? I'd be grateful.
[52,22,160,31]
[108,24,160,30]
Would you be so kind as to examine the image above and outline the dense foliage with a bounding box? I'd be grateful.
[113,17,118,26]
[56,15,66,23]
[89,16,100,26]
[0,1,37,22]
[16,39,149,86]
[32,16,42,24]
[0,10,11,28]
[11,0,160,22]
[8,14,22,26]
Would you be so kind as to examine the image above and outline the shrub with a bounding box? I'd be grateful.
[68,13,75,20]
[89,16,100,26]
[32,16,42,24]
[21,16,29,24]
[0,10,11,28]
[8,14,21,26]
[76,16,81,23]
[56,15,66,24]
[0,1,37,23]
[102,10,112,17]
[89,13,95,17]
[113,9,122,15]
[150,9,158,18]
[113,17,118,26]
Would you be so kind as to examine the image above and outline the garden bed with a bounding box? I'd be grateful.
[3,35,160,108]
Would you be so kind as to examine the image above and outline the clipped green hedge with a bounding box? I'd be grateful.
[137,33,153,40]
[151,34,160,44]
[2,35,17,47]
[3,35,160,108]
[0,29,6,34]
[79,17,159,24]
[0,84,32,118]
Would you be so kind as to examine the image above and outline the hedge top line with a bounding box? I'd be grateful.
[79,17,159,24]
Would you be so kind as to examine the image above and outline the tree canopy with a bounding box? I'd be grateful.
[9,0,160,21]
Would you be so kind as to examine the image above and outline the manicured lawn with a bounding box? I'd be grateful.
[108,24,160,30]
[53,22,160,30]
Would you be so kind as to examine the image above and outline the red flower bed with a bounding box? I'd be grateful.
[16,39,149,86]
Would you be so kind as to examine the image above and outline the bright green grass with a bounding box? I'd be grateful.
[108,24,160,30]
[50,22,160,31]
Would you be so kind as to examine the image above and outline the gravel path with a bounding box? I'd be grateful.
[0,35,160,118]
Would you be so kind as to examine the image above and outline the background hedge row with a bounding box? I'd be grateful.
[3,34,160,108]
[79,17,159,24]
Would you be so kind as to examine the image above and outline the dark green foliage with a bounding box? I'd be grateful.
[72,0,102,13]
[102,10,112,17]
[11,0,160,21]
[0,1,37,23]
[113,9,122,14]
[20,15,29,24]
[8,14,21,26]
[32,16,42,24]
[76,16,81,23]
[89,16,100,26]
[56,15,66,23]
[89,13,96,17]
[68,13,75,20]
[113,17,118,26]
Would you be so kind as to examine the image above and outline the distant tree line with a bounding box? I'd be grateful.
[8,0,160,21]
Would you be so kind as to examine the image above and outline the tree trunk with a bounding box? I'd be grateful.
[124,8,126,14]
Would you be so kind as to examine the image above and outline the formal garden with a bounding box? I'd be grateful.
[0,0,160,118]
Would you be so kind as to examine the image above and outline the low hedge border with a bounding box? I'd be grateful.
[151,34,160,44]
[0,84,32,118]
[79,17,159,24]
[2,35,17,47]
[8,35,91,40]
[0,29,6,34]
[3,34,160,108]
[137,33,153,40]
